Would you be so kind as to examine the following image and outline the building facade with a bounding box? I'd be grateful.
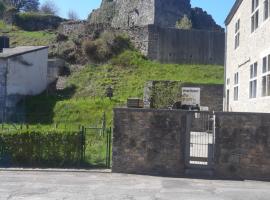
[224,0,270,112]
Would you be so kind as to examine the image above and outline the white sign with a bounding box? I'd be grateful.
[181,87,200,106]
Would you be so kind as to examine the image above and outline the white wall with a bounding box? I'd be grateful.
[225,0,270,112]
[6,48,48,96]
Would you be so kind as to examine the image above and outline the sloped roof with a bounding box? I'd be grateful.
[0,46,48,59]
[225,0,243,25]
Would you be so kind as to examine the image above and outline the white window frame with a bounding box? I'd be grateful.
[234,72,239,101]
[262,55,270,97]
[235,19,240,49]
[251,0,260,33]
[250,62,258,99]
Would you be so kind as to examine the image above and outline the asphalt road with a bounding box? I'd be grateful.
[1,170,270,200]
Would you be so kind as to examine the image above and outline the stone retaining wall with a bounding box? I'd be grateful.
[148,25,225,65]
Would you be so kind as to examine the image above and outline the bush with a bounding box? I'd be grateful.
[110,50,147,68]
[176,14,193,30]
[0,129,84,168]
[14,12,63,31]
[83,32,133,63]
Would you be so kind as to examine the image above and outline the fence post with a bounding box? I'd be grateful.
[109,127,112,168]
[80,126,85,167]
[106,127,112,169]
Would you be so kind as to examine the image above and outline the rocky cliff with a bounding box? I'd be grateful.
[89,0,223,31]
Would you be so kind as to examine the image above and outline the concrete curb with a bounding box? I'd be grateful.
[0,168,112,173]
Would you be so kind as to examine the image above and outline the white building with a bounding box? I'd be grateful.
[224,0,270,112]
[0,46,49,120]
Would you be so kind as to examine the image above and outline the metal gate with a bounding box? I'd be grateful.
[185,111,215,169]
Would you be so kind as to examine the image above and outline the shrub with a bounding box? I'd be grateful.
[83,32,133,63]
[176,14,193,30]
[0,129,84,168]
[14,12,63,31]
[110,50,146,68]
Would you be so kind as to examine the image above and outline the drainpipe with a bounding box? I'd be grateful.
[223,25,228,111]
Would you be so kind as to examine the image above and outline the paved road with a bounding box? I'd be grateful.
[1,170,270,200]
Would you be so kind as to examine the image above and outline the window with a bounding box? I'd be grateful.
[252,0,259,12]
[251,11,259,32]
[250,62,257,78]
[234,72,239,85]
[235,19,240,49]
[250,63,257,98]
[264,0,269,20]
[234,72,239,101]
[262,55,270,96]
[251,0,259,32]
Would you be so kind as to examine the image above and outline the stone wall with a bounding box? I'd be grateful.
[148,25,225,65]
[143,81,223,111]
[113,108,270,180]
[58,21,87,36]
[113,108,187,176]
[215,112,270,181]
[154,0,191,28]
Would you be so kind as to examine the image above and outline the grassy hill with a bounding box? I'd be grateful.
[0,20,56,47]
[23,51,224,127]
[0,21,224,127]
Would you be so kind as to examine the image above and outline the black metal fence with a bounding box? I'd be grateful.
[0,115,112,169]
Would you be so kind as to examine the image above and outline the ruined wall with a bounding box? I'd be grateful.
[89,1,116,25]
[111,0,155,28]
[154,0,191,27]
[58,21,87,36]
[215,112,270,181]
[89,0,191,28]
[191,8,224,32]
[148,25,225,65]
[113,108,187,176]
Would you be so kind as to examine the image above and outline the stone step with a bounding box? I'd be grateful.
[185,168,214,178]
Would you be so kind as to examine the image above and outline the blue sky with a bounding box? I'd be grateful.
[40,0,235,26]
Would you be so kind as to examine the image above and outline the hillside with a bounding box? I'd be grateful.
[23,51,224,126]
[0,20,56,47]
[0,21,224,127]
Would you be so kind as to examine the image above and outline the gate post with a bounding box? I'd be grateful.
[184,112,192,168]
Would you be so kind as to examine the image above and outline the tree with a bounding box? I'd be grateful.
[67,9,78,20]
[0,1,6,18]
[40,0,58,15]
[2,0,39,12]
[176,15,193,30]
[21,0,39,12]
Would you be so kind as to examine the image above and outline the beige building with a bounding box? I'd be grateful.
[224,0,270,112]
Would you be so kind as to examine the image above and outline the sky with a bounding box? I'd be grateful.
[39,0,235,27]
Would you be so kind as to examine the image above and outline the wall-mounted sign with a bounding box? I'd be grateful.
[181,87,200,106]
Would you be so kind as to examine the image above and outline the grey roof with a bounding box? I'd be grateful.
[225,0,243,25]
[0,46,48,59]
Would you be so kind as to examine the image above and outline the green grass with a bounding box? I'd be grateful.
[0,20,56,47]
[23,50,224,127]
